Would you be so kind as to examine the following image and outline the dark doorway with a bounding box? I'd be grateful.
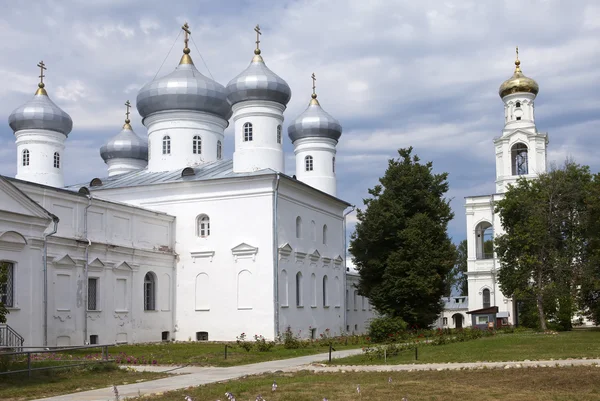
[453,314,464,329]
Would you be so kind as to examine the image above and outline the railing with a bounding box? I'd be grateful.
[0,324,24,349]
[0,344,113,377]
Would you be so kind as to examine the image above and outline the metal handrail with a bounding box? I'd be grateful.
[0,324,25,349]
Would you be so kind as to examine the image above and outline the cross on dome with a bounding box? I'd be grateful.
[36,60,48,95]
[254,24,262,55]
[124,100,132,129]
[180,22,193,64]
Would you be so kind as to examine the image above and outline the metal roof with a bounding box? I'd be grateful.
[443,296,469,311]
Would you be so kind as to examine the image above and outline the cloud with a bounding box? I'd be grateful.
[0,0,598,244]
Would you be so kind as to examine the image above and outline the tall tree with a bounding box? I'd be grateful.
[454,239,468,296]
[494,161,592,331]
[579,173,600,325]
[350,147,456,327]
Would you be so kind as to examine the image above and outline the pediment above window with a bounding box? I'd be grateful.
[333,255,344,266]
[88,258,105,271]
[191,250,215,263]
[0,230,27,251]
[231,243,258,262]
[309,249,321,262]
[278,243,293,257]
[114,261,136,271]
[52,254,77,268]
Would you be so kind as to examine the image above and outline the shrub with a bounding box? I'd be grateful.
[367,316,408,343]
[253,335,274,352]
[236,333,253,352]
[279,326,301,349]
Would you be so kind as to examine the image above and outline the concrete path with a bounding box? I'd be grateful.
[34,349,363,401]
[33,352,600,401]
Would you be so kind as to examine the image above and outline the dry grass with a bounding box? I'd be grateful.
[0,363,169,401]
[133,366,600,401]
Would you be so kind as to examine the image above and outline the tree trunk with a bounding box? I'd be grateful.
[536,293,547,331]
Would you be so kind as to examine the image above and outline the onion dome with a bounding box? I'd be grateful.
[499,47,539,98]
[136,23,231,121]
[226,26,291,106]
[8,61,73,136]
[288,75,342,143]
[100,102,148,162]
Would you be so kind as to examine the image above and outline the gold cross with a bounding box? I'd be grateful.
[37,60,47,85]
[311,73,316,95]
[254,24,261,51]
[125,100,131,121]
[182,22,191,49]
[515,46,519,61]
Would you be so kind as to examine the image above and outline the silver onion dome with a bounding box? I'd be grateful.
[136,51,231,121]
[226,53,291,106]
[100,122,148,162]
[8,85,73,136]
[288,95,342,143]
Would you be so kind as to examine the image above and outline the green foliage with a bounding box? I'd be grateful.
[367,316,408,343]
[253,335,275,352]
[0,262,9,324]
[350,147,456,328]
[449,239,468,296]
[495,161,594,331]
[235,333,253,352]
[279,326,302,349]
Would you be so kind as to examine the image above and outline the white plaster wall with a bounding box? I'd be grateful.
[94,175,279,341]
[145,111,227,172]
[294,137,337,197]
[106,158,147,177]
[232,101,285,173]
[8,181,177,346]
[345,273,374,334]
[276,181,347,338]
[15,129,66,188]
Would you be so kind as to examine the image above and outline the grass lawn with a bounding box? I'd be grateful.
[332,329,600,365]
[60,341,365,367]
[126,367,600,401]
[0,363,169,401]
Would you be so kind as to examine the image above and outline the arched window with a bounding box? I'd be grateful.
[22,149,30,166]
[323,275,329,307]
[511,143,528,176]
[353,290,358,311]
[193,135,201,154]
[0,262,14,307]
[482,288,491,308]
[144,272,156,311]
[475,221,494,259]
[311,273,317,307]
[323,225,328,245]
[162,136,171,155]
[53,152,60,168]
[515,101,521,108]
[296,272,303,307]
[244,122,253,141]
[277,125,282,144]
[346,289,349,311]
[311,220,316,241]
[305,155,313,171]
[295,216,302,239]
[197,214,210,237]
[217,140,222,160]
[332,156,335,173]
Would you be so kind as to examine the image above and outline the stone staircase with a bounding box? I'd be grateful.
[0,324,24,349]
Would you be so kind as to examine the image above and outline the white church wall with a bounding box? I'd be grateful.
[94,175,279,341]
[345,273,374,335]
[276,180,348,338]
[6,181,177,346]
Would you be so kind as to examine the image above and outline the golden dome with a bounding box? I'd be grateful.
[498,47,539,98]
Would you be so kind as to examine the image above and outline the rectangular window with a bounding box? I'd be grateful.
[88,278,98,311]
[443,317,448,326]
[477,316,489,325]
[0,262,14,307]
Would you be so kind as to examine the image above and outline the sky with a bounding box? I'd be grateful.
[0,0,599,243]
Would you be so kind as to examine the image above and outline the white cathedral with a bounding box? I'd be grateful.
[463,49,548,329]
[0,24,374,347]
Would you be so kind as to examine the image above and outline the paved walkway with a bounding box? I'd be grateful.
[34,352,600,401]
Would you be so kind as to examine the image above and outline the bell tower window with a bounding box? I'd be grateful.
[277,125,282,144]
[193,136,201,154]
[162,136,171,155]
[217,140,222,160]
[305,155,314,171]
[53,152,60,168]
[515,101,521,108]
[244,123,253,142]
[511,143,528,176]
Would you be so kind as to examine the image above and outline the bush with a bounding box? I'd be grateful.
[236,333,253,352]
[279,326,302,349]
[367,316,408,343]
[253,335,274,352]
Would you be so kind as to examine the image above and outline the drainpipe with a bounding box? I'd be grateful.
[43,215,59,347]
[272,173,281,340]
[342,205,356,333]
[83,195,93,345]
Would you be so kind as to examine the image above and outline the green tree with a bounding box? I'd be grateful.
[579,173,600,325]
[453,240,468,296]
[350,147,456,328]
[494,161,592,331]
[0,261,9,324]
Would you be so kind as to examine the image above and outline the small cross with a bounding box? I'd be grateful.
[125,100,131,121]
[37,60,47,85]
[515,46,519,60]
[182,22,191,49]
[311,73,316,95]
[254,24,262,51]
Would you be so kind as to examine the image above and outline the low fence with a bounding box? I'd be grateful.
[0,344,114,377]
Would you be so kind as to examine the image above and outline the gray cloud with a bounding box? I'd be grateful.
[0,0,599,243]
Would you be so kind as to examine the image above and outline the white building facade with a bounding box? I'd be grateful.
[1,25,374,346]
[465,51,548,326]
